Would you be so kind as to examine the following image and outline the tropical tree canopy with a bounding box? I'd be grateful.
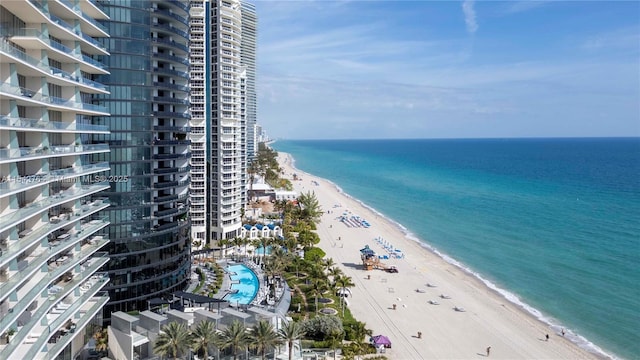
[279,320,306,360]
[296,191,324,223]
[153,322,191,360]
[191,320,220,359]
[301,315,344,340]
[248,320,283,359]
[220,320,250,360]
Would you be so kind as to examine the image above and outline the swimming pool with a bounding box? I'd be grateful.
[225,264,259,305]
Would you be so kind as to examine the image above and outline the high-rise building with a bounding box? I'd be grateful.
[93,0,191,316]
[0,1,112,358]
[189,0,248,245]
[240,1,257,160]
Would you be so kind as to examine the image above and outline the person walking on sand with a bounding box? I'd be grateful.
[546,334,550,341]
[486,346,491,357]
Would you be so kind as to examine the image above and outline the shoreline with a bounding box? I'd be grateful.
[279,152,609,359]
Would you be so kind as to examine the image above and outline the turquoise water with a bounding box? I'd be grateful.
[255,246,272,256]
[272,138,640,359]
[226,264,259,305]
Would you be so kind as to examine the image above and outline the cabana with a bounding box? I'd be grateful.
[371,334,392,348]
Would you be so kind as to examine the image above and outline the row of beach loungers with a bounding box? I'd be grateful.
[374,236,405,259]
[340,215,371,228]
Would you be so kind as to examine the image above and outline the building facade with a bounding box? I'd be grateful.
[93,0,191,316]
[240,1,257,160]
[0,0,112,358]
[190,0,249,246]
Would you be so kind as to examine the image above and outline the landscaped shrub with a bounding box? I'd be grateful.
[301,315,343,340]
[303,247,326,262]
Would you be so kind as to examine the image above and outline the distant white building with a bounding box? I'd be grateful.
[241,223,283,239]
[275,190,298,202]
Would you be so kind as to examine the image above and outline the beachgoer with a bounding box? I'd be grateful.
[545,334,549,341]
[486,346,491,356]
[392,303,397,310]
[417,331,422,339]
[561,329,565,336]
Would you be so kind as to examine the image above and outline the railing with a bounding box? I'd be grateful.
[0,162,110,195]
[0,115,109,132]
[0,182,109,233]
[152,66,188,78]
[154,23,188,39]
[26,0,107,52]
[150,37,188,52]
[0,83,108,113]
[153,8,188,25]
[0,144,109,162]
[153,81,189,92]
[152,51,189,65]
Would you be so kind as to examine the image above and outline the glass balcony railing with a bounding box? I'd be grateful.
[27,0,107,53]
[43,295,109,359]
[153,8,188,25]
[1,258,109,358]
[0,253,108,337]
[0,115,109,133]
[0,144,109,162]
[0,83,108,113]
[0,161,110,196]
[0,182,109,233]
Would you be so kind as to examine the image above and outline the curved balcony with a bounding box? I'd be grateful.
[153,96,189,105]
[152,66,188,78]
[152,8,188,26]
[0,162,110,197]
[154,23,188,39]
[150,38,188,53]
[152,152,191,160]
[0,257,108,341]
[153,81,188,93]
[153,111,190,120]
[152,179,189,190]
[0,182,109,234]
[153,125,190,132]
[0,83,109,115]
[0,41,109,91]
[152,139,191,146]
[0,115,109,134]
[152,51,189,66]
[3,263,109,359]
[0,144,109,165]
[153,165,191,175]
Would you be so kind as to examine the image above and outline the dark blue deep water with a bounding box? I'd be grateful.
[272,138,640,359]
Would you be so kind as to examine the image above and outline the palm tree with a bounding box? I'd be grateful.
[322,258,335,274]
[310,279,328,313]
[349,321,372,347]
[296,191,323,223]
[191,321,219,360]
[327,330,344,360]
[93,328,108,353]
[279,320,306,360]
[153,322,191,360]
[334,274,355,316]
[217,238,229,259]
[220,320,249,360]
[248,320,283,360]
[328,266,343,281]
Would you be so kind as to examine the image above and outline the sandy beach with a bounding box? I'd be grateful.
[278,152,599,360]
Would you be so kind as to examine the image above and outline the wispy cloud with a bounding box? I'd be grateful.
[462,0,478,34]
[501,1,550,15]
[581,26,640,52]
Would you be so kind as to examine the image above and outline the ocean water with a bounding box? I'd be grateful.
[271,138,640,359]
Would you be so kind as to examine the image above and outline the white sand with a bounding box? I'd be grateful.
[279,153,599,360]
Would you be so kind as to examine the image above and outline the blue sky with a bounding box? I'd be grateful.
[254,1,640,139]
